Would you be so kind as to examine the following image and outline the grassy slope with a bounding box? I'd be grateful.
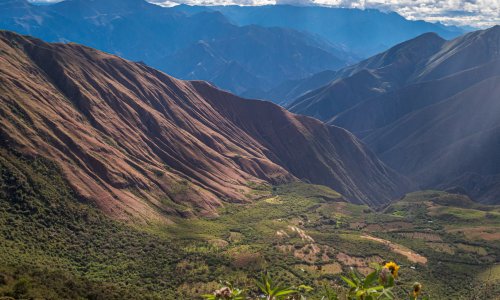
[0,148,499,299]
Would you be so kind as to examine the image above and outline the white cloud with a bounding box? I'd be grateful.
[337,0,500,27]
[29,0,500,27]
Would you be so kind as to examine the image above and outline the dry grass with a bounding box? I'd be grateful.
[295,263,343,275]
[398,232,442,241]
[363,221,413,232]
[294,244,321,263]
[446,226,500,241]
[208,239,229,248]
[264,196,282,204]
[231,252,264,269]
[426,242,455,254]
[457,244,488,256]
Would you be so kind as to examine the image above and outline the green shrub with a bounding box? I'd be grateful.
[201,262,430,300]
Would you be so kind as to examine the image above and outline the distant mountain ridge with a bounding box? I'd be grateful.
[0,0,356,97]
[0,1,468,101]
[288,32,447,121]
[242,30,463,103]
[0,30,411,222]
[287,26,500,204]
[173,4,466,58]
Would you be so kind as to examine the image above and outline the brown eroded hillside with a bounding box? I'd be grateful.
[0,31,410,222]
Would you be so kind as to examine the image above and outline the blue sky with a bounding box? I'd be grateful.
[30,0,500,27]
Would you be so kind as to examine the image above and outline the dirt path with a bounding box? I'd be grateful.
[361,234,427,264]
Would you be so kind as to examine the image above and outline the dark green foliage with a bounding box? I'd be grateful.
[0,149,229,299]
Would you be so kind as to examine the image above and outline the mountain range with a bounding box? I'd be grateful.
[287,26,500,204]
[1,2,500,298]
[0,0,466,99]
[0,30,411,222]
[0,3,499,298]
[1,1,497,205]
[0,0,357,97]
[174,4,465,58]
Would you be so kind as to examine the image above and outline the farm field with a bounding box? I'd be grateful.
[163,186,500,298]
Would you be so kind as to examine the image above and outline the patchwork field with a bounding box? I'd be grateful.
[157,187,500,298]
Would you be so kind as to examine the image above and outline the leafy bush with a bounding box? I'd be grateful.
[201,262,429,300]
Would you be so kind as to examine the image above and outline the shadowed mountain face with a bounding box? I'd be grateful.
[245,70,339,107]
[288,26,500,204]
[287,32,447,120]
[256,32,449,106]
[0,31,410,222]
[0,0,355,97]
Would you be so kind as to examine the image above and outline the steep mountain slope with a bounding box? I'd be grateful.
[190,82,411,206]
[288,26,500,203]
[364,76,500,204]
[0,31,410,223]
[172,4,465,58]
[290,27,500,126]
[0,0,353,97]
[288,32,447,121]
[333,58,500,136]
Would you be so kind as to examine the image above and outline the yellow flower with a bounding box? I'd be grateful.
[412,282,422,298]
[383,261,400,279]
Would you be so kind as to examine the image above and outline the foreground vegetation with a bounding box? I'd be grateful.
[203,261,428,299]
[0,148,498,299]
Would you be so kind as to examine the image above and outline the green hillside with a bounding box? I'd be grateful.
[0,148,498,299]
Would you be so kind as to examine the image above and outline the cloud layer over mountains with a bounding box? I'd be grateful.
[160,0,499,27]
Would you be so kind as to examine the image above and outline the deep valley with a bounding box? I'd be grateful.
[0,1,499,299]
